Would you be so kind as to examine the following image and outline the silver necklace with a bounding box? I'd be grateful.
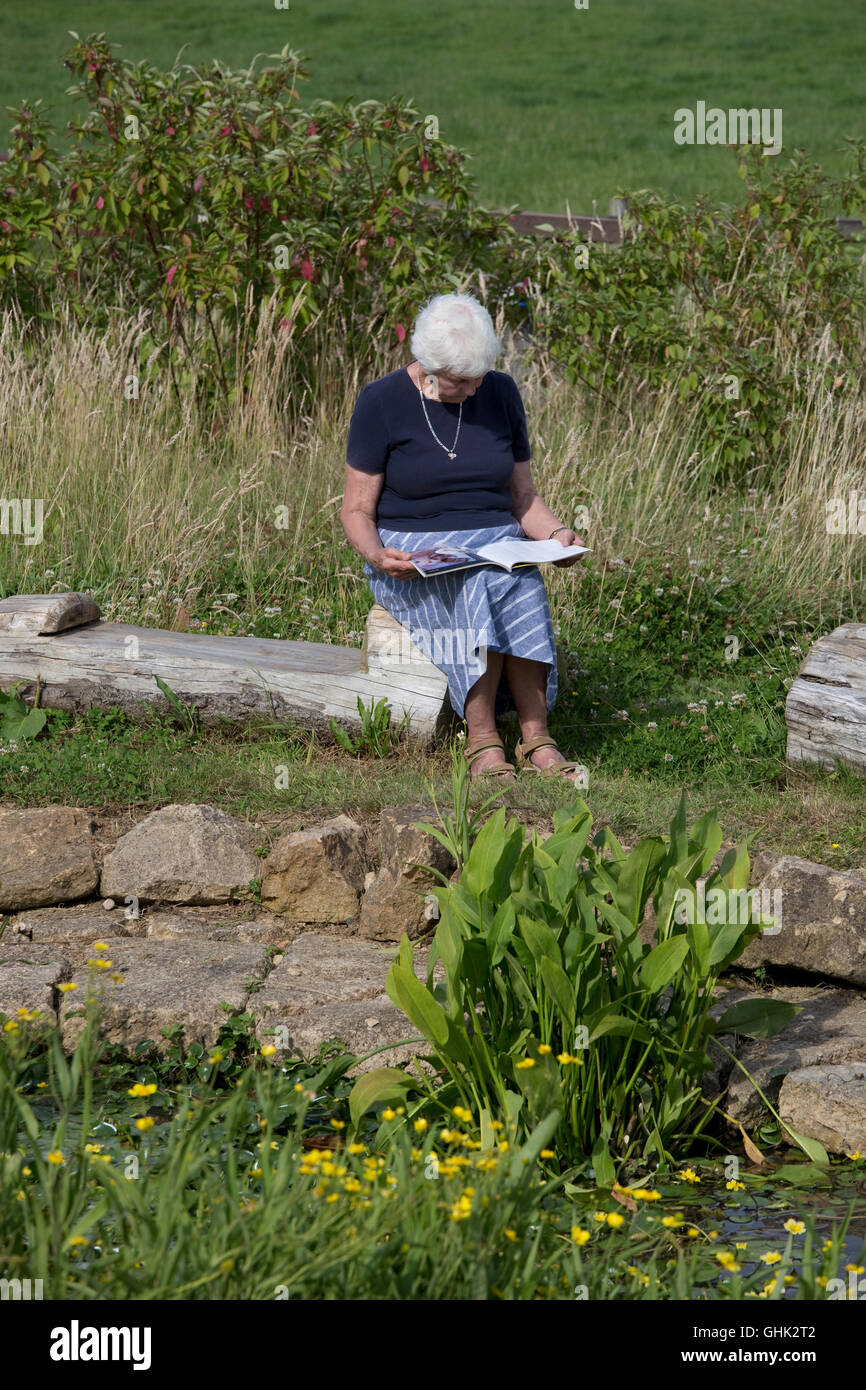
[414,370,462,458]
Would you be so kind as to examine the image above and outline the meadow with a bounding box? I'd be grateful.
[2,0,865,210]
[1,20,866,1307]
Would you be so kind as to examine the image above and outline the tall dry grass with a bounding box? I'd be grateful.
[0,307,863,642]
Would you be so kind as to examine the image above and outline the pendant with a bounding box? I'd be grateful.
[448,452,456,459]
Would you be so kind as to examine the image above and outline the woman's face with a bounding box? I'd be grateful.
[434,369,485,402]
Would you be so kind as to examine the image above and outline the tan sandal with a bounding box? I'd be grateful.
[514,735,587,785]
[464,736,517,783]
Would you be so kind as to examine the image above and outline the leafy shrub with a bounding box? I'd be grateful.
[0,34,522,413]
[524,143,866,476]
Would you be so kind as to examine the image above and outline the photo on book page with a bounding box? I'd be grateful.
[408,546,485,576]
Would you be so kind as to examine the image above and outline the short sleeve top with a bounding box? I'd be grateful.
[346,366,530,531]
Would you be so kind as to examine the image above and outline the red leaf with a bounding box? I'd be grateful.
[420,156,429,172]
[166,264,178,285]
[219,124,231,137]
[166,127,176,136]
[395,322,406,342]
[95,195,104,210]
[300,257,315,281]
[307,122,317,136]
[193,174,204,193]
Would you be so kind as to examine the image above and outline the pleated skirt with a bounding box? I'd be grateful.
[365,519,558,719]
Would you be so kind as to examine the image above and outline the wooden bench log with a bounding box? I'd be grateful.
[0,593,452,744]
[786,623,866,773]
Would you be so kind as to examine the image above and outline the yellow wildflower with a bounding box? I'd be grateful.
[47,1150,65,1165]
[127,1082,157,1097]
[58,982,78,993]
[538,1044,552,1055]
[784,1219,806,1235]
[760,1251,782,1265]
[571,1226,591,1245]
[135,1117,155,1132]
[726,1179,746,1191]
[515,1057,535,1070]
[261,1044,276,1057]
[678,1168,700,1183]
[413,1118,428,1133]
[606,1212,625,1229]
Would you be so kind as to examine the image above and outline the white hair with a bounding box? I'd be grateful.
[410,292,501,378]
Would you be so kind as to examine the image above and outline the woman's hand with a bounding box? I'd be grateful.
[551,530,586,567]
[371,546,418,579]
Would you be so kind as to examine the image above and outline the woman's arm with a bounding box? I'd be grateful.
[509,459,585,565]
[340,466,418,579]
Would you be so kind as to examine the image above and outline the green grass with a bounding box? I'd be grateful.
[3,0,865,210]
[2,1006,864,1300]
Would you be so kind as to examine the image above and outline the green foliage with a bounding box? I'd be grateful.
[2,1002,860,1300]
[363,794,797,1173]
[0,682,48,743]
[1,35,521,412]
[525,142,866,476]
[329,695,405,758]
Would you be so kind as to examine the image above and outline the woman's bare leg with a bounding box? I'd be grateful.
[504,653,583,782]
[463,649,513,778]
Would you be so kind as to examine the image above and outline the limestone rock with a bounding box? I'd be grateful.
[6,903,145,952]
[0,807,98,911]
[739,854,866,985]
[358,806,454,941]
[261,816,366,922]
[250,932,437,1075]
[718,985,866,1126]
[100,803,261,905]
[59,937,268,1051]
[144,907,295,947]
[0,956,64,1021]
[779,1063,866,1156]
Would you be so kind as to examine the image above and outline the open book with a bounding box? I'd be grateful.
[409,537,590,577]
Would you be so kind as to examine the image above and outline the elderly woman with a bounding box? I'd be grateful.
[341,292,585,784]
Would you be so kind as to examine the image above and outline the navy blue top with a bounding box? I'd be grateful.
[346,366,530,530]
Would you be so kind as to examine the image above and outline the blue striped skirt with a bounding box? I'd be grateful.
[365,519,558,719]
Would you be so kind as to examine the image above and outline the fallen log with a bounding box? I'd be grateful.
[0,593,453,744]
[785,622,866,773]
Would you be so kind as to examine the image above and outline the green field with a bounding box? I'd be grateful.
[3,0,864,211]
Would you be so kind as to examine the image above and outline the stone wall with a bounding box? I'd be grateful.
[1,802,865,1148]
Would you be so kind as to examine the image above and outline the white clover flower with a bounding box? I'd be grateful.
[646,721,658,731]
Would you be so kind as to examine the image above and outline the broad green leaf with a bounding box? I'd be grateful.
[713,997,800,1039]
[540,957,576,1026]
[781,1125,830,1167]
[348,1067,415,1129]
[640,935,689,992]
[613,837,666,926]
[508,1109,561,1179]
[517,913,562,968]
[591,1132,616,1188]
[588,1012,653,1045]
[386,963,450,1046]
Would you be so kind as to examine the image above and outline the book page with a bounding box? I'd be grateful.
[476,538,590,568]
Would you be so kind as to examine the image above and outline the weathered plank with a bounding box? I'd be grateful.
[0,594,452,743]
[786,623,866,773]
